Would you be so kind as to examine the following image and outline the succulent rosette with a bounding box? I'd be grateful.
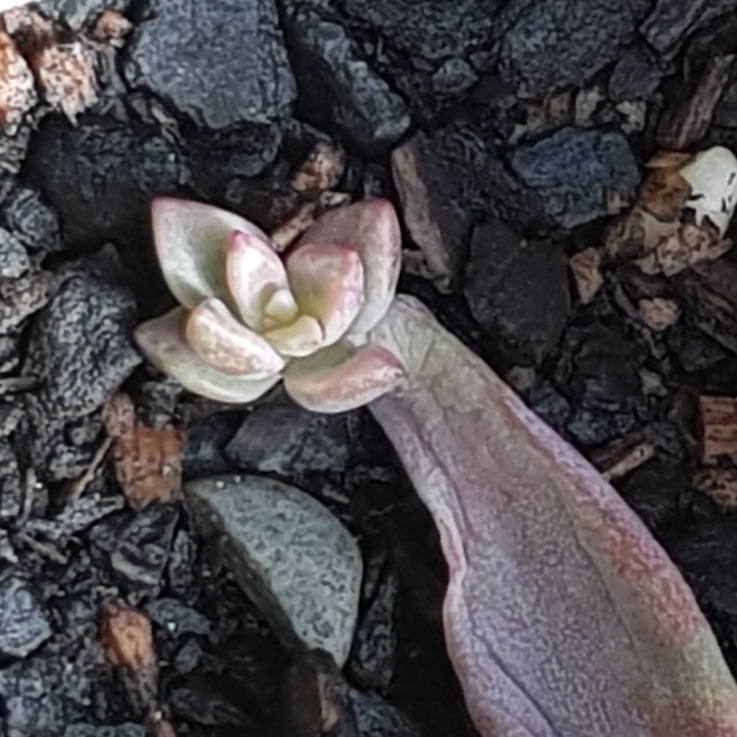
[135,198,405,412]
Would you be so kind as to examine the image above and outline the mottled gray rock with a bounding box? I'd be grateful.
[0,644,114,737]
[173,639,204,674]
[497,0,635,98]
[1,185,61,253]
[182,412,242,479]
[64,726,146,737]
[0,127,31,200]
[0,229,29,279]
[464,221,570,365]
[431,58,478,95]
[125,0,296,128]
[341,0,498,61]
[641,0,737,54]
[186,474,362,666]
[0,577,51,658]
[146,598,211,637]
[608,47,664,103]
[0,440,23,522]
[224,402,352,475]
[350,690,419,737]
[284,6,410,151]
[38,0,131,31]
[510,127,639,228]
[89,506,179,594]
[22,265,140,480]
[348,556,397,690]
[24,115,184,253]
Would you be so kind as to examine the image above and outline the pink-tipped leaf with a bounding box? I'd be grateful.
[152,198,271,310]
[286,243,365,346]
[296,199,401,336]
[368,295,737,737]
[226,230,290,330]
[283,341,404,413]
[135,307,280,403]
[185,298,285,377]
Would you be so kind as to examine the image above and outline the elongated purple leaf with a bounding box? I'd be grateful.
[369,295,737,737]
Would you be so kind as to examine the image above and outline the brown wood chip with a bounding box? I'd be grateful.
[698,395,737,464]
[657,55,736,151]
[693,467,737,509]
[102,393,183,510]
[569,247,603,303]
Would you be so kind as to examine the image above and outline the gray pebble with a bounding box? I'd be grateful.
[186,474,362,666]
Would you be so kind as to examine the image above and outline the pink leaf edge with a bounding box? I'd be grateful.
[135,307,280,404]
[296,198,401,336]
[368,295,737,737]
[152,197,271,311]
[284,342,404,413]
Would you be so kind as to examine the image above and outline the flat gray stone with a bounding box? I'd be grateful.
[125,0,296,129]
[0,577,51,658]
[509,127,639,229]
[186,474,362,666]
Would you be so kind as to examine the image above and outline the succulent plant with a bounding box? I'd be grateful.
[135,198,405,412]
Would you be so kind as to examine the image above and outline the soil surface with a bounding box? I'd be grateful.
[0,0,736,736]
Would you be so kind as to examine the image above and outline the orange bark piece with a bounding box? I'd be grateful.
[102,394,183,509]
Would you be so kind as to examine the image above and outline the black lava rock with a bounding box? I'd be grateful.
[608,47,664,103]
[89,505,179,595]
[24,114,184,253]
[340,0,498,62]
[509,127,640,229]
[124,0,296,129]
[22,262,141,480]
[496,0,635,98]
[224,401,353,475]
[0,576,51,658]
[640,0,737,55]
[464,220,570,366]
[1,185,61,253]
[283,5,410,152]
[0,228,29,279]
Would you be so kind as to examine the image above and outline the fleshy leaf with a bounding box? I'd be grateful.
[226,230,290,330]
[185,298,285,377]
[286,243,364,346]
[368,295,737,737]
[152,198,270,309]
[283,342,404,413]
[296,199,401,336]
[135,307,280,403]
[262,288,300,329]
[262,314,324,357]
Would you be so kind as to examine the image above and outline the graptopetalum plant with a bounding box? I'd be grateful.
[136,197,737,736]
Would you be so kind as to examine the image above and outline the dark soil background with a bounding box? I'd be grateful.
[0,0,736,736]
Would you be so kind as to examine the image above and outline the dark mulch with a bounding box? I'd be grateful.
[0,0,736,735]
